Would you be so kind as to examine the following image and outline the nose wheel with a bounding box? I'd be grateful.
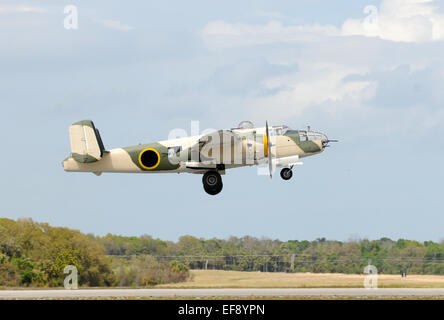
[202,171,223,195]
[280,168,293,180]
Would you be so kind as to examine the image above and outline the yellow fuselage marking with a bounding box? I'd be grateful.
[138,148,161,170]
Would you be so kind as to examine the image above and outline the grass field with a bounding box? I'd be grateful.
[156,270,444,288]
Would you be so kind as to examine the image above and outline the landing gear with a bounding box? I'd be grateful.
[280,168,293,180]
[202,171,223,195]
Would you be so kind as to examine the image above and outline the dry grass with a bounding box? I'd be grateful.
[156,270,444,288]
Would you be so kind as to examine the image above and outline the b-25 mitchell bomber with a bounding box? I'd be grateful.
[62,120,336,195]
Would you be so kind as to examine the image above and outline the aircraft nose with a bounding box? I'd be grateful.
[321,133,328,141]
[321,133,338,148]
[321,135,329,149]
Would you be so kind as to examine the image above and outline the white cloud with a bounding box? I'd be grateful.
[202,20,339,48]
[0,5,46,13]
[242,63,377,119]
[342,0,444,42]
[202,0,444,46]
[100,20,133,31]
[197,2,444,138]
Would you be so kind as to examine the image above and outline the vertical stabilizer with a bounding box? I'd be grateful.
[69,120,105,163]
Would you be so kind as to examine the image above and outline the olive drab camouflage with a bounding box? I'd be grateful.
[63,120,336,195]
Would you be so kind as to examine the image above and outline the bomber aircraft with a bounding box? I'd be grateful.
[62,120,336,195]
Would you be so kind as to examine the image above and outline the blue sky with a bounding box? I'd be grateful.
[1,0,444,242]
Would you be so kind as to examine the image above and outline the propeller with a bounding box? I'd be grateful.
[265,121,273,179]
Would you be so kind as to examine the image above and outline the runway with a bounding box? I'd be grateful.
[2,288,444,299]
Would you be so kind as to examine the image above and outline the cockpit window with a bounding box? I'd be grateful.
[271,125,290,136]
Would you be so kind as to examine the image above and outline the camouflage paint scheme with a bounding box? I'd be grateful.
[62,121,326,175]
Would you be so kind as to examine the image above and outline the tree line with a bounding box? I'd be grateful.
[98,234,444,275]
[0,218,189,287]
[2,218,444,287]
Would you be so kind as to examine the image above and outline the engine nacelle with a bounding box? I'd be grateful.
[273,155,302,168]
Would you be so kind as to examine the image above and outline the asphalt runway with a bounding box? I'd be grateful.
[2,288,444,299]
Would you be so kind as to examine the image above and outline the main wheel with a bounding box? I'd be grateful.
[204,182,223,195]
[203,171,223,195]
[280,168,293,180]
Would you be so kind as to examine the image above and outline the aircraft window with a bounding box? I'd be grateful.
[168,146,182,156]
[309,132,325,140]
[270,127,285,136]
[299,131,326,141]
[238,121,255,129]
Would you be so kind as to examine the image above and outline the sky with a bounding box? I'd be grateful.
[1,0,444,242]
